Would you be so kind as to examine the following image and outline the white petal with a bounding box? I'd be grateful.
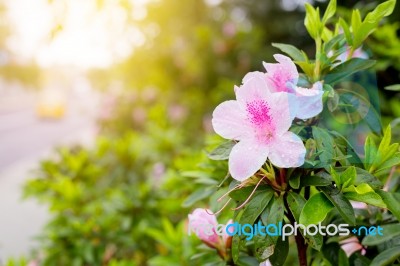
[229,139,269,181]
[242,71,267,84]
[269,132,306,168]
[212,100,251,140]
[294,82,323,119]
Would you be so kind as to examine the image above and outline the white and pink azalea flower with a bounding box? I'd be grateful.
[243,54,324,120]
[212,75,306,181]
[188,208,233,249]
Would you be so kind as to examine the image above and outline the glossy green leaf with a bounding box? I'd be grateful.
[324,58,376,84]
[269,234,289,266]
[300,175,332,187]
[182,187,217,207]
[272,43,307,62]
[324,34,345,54]
[322,0,336,24]
[362,223,400,246]
[287,192,306,222]
[299,192,334,226]
[321,186,356,225]
[334,167,383,189]
[207,141,235,160]
[376,190,400,221]
[338,18,352,45]
[312,126,335,166]
[370,246,400,266]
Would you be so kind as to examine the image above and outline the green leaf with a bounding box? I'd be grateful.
[324,34,345,54]
[236,256,259,266]
[321,186,356,225]
[207,141,235,160]
[370,246,400,266]
[299,192,334,226]
[230,185,273,202]
[369,126,400,174]
[362,223,400,246]
[340,166,356,189]
[330,131,364,166]
[364,136,377,169]
[338,18,352,45]
[322,0,336,24]
[295,61,315,77]
[376,190,400,221]
[269,235,289,266]
[239,190,275,225]
[351,9,362,33]
[272,43,307,62]
[349,252,371,266]
[324,58,376,84]
[354,0,396,47]
[262,195,285,226]
[334,167,383,189]
[385,84,400,91]
[254,196,285,261]
[330,167,341,188]
[338,248,349,266]
[300,175,332,187]
[182,187,217,207]
[312,127,335,166]
[289,171,301,189]
[305,3,321,39]
[343,185,386,208]
[287,192,306,222]
[286,192,323,250]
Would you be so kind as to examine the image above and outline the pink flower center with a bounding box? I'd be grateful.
[246,99,275,143]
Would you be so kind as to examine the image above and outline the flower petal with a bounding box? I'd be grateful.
[269,131,306,168]
[188,209,220,247]
[263,54,299,92]
[222,219,234,247]
[242,71,267,84]
[212,100,251,140]
[235,76,271,109]
[267,92,297,134]
[293,81,323,119]
[229,139,269,181]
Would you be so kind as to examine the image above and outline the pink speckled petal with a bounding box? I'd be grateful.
[267,92,297,134]
[294,81,323,119]
[212,100,251,140]
[269,131,306,168]
[229,139,269,181]
[235,76,271,109]
[263,54,299,92]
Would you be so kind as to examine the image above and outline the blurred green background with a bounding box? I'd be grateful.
[0,0,399,265]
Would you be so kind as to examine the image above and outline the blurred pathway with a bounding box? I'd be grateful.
[0,86,98,262]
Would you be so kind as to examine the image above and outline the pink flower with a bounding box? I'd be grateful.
[188,209,233,249]
[243,54,324,120]
[340,236,365,257]
[188,208,220,248]
[212,76,306,181]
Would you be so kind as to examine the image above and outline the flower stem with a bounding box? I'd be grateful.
[314,37,322,81]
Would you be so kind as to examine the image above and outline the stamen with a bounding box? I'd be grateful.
[231,175,266,210]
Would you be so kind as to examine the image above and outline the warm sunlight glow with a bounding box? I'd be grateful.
[4,0,149,69]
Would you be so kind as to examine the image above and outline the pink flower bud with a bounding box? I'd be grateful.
[188,208,220,248]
